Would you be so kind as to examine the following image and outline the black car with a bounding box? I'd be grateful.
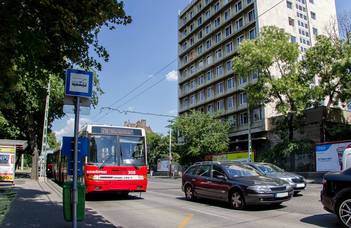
[321,168,351,228]
[182,161,293,209]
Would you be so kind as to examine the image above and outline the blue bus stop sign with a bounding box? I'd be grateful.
[65,69,93,98]
[62,136,89,176]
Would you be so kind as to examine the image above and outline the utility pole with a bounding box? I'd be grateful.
[169,128,172,177]
[40,80,51,178]
[247,102,252,162]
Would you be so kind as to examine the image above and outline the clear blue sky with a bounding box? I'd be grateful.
[52,0,351,139]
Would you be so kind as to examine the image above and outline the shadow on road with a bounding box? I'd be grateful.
[300,213,340,228]
[86,192,144,202]
[176,196,287,211]
[2,188,118,228]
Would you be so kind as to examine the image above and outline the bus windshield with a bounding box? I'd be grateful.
[88,135,145,166]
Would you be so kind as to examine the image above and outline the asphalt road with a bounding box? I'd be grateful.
[86,177,340,228]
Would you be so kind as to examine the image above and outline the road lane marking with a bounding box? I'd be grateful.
[178,213,193,228]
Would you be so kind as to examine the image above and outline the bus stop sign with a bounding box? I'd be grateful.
[62,137,89,176]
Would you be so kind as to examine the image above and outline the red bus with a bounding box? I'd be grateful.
[52,125,148,195]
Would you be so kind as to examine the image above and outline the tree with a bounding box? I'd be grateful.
[232,26,312,140]
[0,0,131,99]
[301,35,351,108]
[171,111,229,165]
[0,1,131,178]
[146,132,169,169]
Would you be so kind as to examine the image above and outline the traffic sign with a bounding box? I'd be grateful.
[65,69,93,98]
[62,137,89,176]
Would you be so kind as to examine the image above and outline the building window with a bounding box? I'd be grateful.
[237,35,244,45]
[207,71,212,81]
[235,17,244,30]
[216,65,223,76]
[249,29,256,40]
[227,77,235,90]
[309,0,314,3]
[289,17,295,26]
[227,96,234,110]
[224,9,230,21]
[225,42,233,54]
[253,108,263,122]
[197,45,203,54]
[215,32,222,43]
[207,87,213,98]
[206,39,211,49]
[226,61,233,72]
[214,1,220,12]
[214,17,221,27]
[198,59,204,69]
[239,75,247,85]
[199,75,205,85]
[240,112,248,125]
[235,1,242,13]
[198,16,202,26]
[206,55,213,65]
[216,49,222,59]
[199,90,205,101]
[313,27,318,36]
[190,95,196,105]
[228,115,237,127]
[216,82,224,94]
[311,11,316,20]
[291,35,297,43]
[251,71,258,80]
[207,104,213,113]
[248,10,255,22]
[287,1,292,9]
[217,99,225,111]
[239,92,247,105]
[225,25,232,37]
[247,0,252,4]
[205,24,211,34]
[198,30,203,39]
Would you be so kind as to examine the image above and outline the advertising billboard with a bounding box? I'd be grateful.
[316,141,351,172]
[212,151,254,162]
[157,159,170,172]
[0,146,16,182]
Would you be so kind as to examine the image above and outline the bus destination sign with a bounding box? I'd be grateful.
[92,127,142,136]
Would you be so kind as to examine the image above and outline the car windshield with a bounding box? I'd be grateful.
[224,163,260,177]
[256,163,284,174]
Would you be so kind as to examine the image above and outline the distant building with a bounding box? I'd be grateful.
[123,119,153,133]
[177,0,338,151]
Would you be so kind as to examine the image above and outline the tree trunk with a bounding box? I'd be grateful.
[28,129,38,180]
[288,112,294,141]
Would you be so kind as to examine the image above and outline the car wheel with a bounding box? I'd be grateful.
[230,191,246,210]
[184,184,195,201]
[337,198,351,228]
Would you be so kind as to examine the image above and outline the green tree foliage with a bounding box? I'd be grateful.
[301,35,351,108]
[171,111,229,165]
[232,26,312,140]
[47,132,59,150]
[0,0,131,98]
[146,132,170,169]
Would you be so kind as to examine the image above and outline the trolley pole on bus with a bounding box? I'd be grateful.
[72,96,80,228]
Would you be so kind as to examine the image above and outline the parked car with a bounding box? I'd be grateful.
[321,168,351,228]
[182,161,293,209]
[246,162,306,195]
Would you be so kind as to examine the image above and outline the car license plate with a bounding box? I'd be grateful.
[296,183,305,188]
[275,192,288,198]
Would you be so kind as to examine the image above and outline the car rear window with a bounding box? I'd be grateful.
[185,166,198,176]
[196,165,211,177]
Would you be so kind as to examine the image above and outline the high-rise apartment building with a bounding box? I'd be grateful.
[177,0,338,150]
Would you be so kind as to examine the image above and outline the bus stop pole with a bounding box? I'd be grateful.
[73,96,80,228]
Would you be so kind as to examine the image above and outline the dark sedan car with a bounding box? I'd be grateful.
[321,168,351,228]
[182,161,293,209]
[247,162,306,195]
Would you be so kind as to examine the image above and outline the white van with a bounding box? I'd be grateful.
[342,147,351,170]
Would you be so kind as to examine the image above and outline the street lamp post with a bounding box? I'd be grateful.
[169,128,172,177]
[247,101,252,162]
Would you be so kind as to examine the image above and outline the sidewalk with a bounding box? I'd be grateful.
[1,178,118,228]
